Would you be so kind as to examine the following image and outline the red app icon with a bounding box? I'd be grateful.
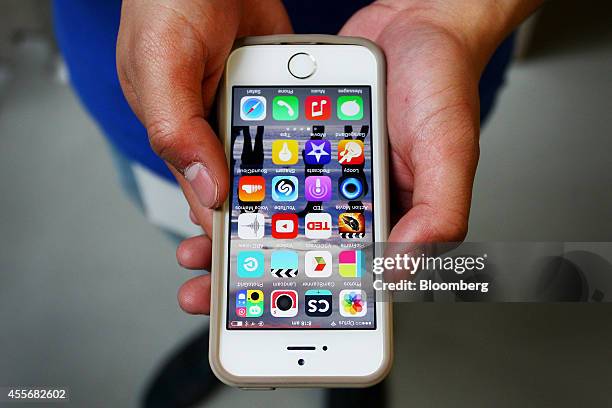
[271,213,299,239]
[305,96,331,121]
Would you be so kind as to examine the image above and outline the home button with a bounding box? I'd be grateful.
[288,53,316,79]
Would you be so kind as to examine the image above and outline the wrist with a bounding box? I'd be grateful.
[375,0,544,69]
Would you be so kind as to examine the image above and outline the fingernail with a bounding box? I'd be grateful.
[184,162,218,208]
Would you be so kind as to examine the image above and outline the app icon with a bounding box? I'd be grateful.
[305,250,332,278]
[338,139,365,165]
[337,96,364,120]
[338,250,364,278]
[304,140,331,165]
[271,176,298,202]
[305,212,332,239]
[237,251,264,278]
[273,96,299,121]
[339,289,367,317]
[272,140,299,165]
[339,177,364,200]
[240,96,266,121]
[271,213,298,239]
[236,289,264,317]
[304,176,332,201]
[305,289,333,317]
[238,176,265,202]
[270,250,299,278]
[271,290,298,317]
[237,213,265,239]
[338,212,365,238]
[305,96,331,120]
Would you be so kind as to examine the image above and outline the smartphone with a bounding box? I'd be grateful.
[210,35,391,388]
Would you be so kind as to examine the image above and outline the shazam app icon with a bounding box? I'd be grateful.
[272,176,298,202]
[240,96,266,121]
[237,213,265,239]
[237,251,264,278]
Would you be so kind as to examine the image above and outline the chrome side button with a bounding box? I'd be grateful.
[288,53,316,79]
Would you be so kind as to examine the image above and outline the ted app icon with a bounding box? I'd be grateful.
[238,176,265,202]
[305,96,331,121]
[271,213,298,239]
[305,212,332,239]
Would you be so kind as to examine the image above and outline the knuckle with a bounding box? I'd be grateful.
[147,119,180,160]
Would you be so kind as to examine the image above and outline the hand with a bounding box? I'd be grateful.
[116,0,291,313]
[173,0,541,314]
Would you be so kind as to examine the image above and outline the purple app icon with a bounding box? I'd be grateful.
[305,176,332,201]
[304,140,332,165]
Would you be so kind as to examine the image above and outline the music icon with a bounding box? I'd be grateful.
[305,96,331,121]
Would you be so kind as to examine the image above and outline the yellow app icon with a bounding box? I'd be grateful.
[272,140,299,165]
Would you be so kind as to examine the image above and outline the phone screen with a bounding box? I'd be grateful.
[227,86,376,330]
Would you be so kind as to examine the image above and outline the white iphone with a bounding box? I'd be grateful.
[210,35,392,388]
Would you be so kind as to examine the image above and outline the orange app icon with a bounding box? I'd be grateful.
[238,176,265,202]
[338,212,365,239]
[338,139,364,165]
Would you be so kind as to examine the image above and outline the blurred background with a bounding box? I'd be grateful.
[0,1,611,407]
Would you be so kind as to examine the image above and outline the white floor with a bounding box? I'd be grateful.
[1,16,611,408]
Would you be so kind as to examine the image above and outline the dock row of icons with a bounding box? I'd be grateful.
[235,289,367,318]
[237,249,365,278]
[239,174,364,202]
[237,212,365,239]
[240,95,364,121]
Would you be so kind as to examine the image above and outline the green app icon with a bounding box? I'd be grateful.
[273,96,299,121]
[337,96,364,120]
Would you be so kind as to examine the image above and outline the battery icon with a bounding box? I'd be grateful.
[230,321,243,327]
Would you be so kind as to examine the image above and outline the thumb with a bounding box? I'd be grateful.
[117,0,236,208]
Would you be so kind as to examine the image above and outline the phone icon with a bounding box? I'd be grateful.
[273,96,299,121]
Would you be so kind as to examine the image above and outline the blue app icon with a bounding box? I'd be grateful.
[339,177,364,200]
[237,251,265,278]
[270,250,299,278]
[304,140,331,165]
[272,176,299,202]
[240,96,266,121]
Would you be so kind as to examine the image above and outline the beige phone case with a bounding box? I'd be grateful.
[209,35,392,389]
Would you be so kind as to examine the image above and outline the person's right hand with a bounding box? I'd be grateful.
[117,0,291,232]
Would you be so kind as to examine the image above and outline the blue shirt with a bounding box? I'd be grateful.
[53,0,513,182]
